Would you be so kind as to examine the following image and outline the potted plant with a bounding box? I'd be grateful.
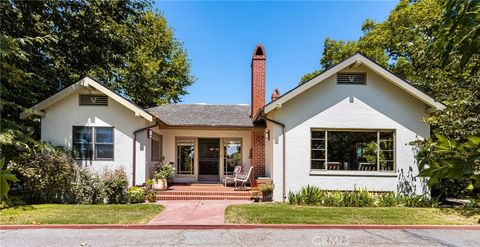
[260,183,274,202]
[251,187,261,202]
[145,179,155,191]
[146,191,157,203]
[152,161,174,191]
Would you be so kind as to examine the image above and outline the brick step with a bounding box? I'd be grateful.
[156,195,252,201]
[156,191,252,196]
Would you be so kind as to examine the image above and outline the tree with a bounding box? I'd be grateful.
[434,0,480,68]
[416,134,480,191]
[0,0,195,143]
[300,0,480,139]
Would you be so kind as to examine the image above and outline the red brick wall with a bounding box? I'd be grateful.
[251,44,266,177]
[251,129,265,177]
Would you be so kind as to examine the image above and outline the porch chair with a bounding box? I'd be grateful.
[234,166,254,191]
[223,165,243,186]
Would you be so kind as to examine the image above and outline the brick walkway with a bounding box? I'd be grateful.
[148,200,252,225]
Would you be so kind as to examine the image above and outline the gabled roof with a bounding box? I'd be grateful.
[146,104,254,128]
[264,53,446,114]
[20,76,154,122]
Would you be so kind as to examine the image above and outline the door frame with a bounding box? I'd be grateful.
[198,138,221,181]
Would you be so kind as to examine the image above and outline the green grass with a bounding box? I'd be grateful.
[0,204,164,225]
[225,204,480,225]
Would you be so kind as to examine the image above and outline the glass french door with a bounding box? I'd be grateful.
[224,139,242,175]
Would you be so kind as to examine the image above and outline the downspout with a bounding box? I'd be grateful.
[258,113,286,202]
[132,121,158,186]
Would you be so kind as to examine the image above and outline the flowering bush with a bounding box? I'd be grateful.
[127,186,145,204]
[102,168,128,204]
[72,168,105,204]
[9,146,76,203]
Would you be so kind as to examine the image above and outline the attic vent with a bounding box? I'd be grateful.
[79,95,108,106]
[337,73,366,84]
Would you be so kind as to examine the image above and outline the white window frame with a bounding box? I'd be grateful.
[310,128,396,172]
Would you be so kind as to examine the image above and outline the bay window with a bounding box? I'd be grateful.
[311,129,395,171]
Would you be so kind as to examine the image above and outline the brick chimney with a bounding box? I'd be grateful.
[250,44,266,177]
[271,88,281,102]
[251,44,266,117]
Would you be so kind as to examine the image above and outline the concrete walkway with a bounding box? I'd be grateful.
[148,200,252,225]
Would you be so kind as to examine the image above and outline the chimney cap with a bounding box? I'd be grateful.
[253,44,266,59]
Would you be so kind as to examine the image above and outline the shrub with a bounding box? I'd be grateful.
[72,168,105,204]
[342,188,375,207]
[300,185,323,205]
[377,192,400,207]
[146,191,157,203]
[322,192,343,207]
[9,146,76,203]
[102,168,128,204]
[288,191,300,205]
[127,186,146,204]
[260,183,274,201]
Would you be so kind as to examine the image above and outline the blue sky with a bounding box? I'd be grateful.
[155,1,398,105]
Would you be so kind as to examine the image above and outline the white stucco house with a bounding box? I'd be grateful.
[21,45,445,201]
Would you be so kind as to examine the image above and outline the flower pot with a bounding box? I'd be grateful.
[153,178,168,191]
[263,194,273,202]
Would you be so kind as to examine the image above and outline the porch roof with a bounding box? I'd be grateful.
[146,104,254,128]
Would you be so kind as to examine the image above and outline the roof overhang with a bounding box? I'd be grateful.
[20,76,154,122]
[264,53,446,114]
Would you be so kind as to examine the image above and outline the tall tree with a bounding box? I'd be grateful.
[0,0,195,139]
[300,0,480,139]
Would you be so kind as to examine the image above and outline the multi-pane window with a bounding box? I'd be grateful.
[73,127,114,160]
[224,139,242,175]
[176,138,195,175]
[311,130,395,171]
[311,131,326,169]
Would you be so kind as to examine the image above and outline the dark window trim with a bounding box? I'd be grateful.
[72,126,115,161]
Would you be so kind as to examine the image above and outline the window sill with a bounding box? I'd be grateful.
[309,170,397,177]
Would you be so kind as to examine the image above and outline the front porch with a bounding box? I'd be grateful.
[156,183,253,201]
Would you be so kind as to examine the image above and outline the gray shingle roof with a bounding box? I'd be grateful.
[145,104,254,127]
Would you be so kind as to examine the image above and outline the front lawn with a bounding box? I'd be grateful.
[225,204,480,225]
[0,204,164,225]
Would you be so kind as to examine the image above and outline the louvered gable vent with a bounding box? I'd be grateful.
[337,73,366,84]
[79,95,108,106]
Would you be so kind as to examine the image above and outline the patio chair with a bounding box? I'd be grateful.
[223,165,243,186]
[234,166,254,191]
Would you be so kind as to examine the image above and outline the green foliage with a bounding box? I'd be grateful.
[342,189,376,207]
[1,0,194,145]
[377,192,401,207]
[102,169,128,204]
[9,146,76,203]
[146,191,157,203]
[300,0,480,139]
[416,134,480,191]
[288,186,438,207]
[260,183,274,201]
[0,158,19,202]
[72,168,105,204]
[127,186,146,204]
[434,0,480,67]
[153,161,175,180]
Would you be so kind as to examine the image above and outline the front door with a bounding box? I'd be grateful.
[198,138,220,181]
